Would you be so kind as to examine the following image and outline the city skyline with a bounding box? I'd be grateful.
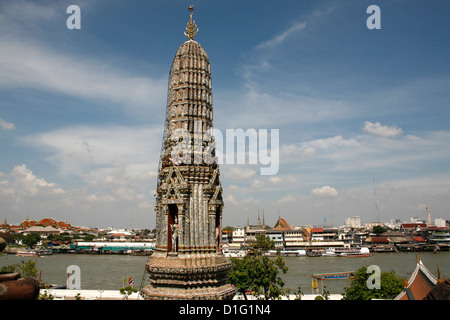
[2,210,444,232]
[1,1,449,229]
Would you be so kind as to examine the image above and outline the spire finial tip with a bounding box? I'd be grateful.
[184,5,199,40]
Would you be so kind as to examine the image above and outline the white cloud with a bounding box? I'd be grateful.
[0,40,167,115]
[0,164,70,216]
[363,121,403,137]
[225,194,239,206]
[280,128,450,175]
[307,135,360,150]
[280,135,360,165]
[18,125,161,222]
[250,175,296,191]
[138,201,153,209]
[300,147,317,159]
[277,194,297,204]
[0,117,15,130]
[223,166,257,181]
[256,22,307,49]
[311,186,338,197]
[0,162,157,228]
[8,164,65,197]
[22,125,162,176]
[0,1,58,33]
[215,89,353,129]
[0,1,166,119]
[85,194,116,203]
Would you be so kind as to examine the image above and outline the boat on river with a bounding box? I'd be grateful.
[306,250,322,257]
[36,249,53,256]
[16,249,40,257]
[223,249,247,258]
[337,247,371,257]
[322,247,370,257]
[265,249,306,257]
[309,271,356,280]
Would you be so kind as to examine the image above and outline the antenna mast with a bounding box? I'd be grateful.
[373,178,380,222]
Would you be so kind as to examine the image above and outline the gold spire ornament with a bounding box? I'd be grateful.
[184,5,199,40]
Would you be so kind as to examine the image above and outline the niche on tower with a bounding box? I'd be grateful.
[215,206,221,252]
[167,204,179,254]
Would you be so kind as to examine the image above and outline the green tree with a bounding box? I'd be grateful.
[22,233,41,248]
[82,234,96,242]
[228,234,288,300]
[0,260,39,279]
[47,234,72,242]
[372,225,387,235]
[342,265,404,300]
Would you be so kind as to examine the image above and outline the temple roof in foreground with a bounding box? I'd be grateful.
[395,256,442,300]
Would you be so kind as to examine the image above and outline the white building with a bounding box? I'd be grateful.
[231,227,245,245]
[345,216,361,229]
[284,230,305,248]
[410,217,426,224]
[266,229,284,248]
[435,218,447,228]
[22,226,60,237]
[365,222,383,230]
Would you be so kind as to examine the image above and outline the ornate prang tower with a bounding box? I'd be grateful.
[141,7,235,300]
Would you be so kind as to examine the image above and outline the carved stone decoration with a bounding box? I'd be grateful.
[141,8,235,300]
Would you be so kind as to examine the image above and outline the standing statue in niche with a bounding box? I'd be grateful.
[170,216,179,252]
[216,226,220,252]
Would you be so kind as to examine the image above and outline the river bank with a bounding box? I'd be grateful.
[1,251,448,296]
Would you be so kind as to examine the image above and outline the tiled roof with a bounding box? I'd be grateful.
[401,223,427,230]
[273,217,293,231]
[365,236,390,243]
[395,258,438,300]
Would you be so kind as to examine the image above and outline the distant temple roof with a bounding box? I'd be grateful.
[273,217,293,231]
[23,226,60,234]
[364,236,391,244]
[400,223,428,231]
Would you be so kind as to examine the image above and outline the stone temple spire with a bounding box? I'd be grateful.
[140,6,235,300]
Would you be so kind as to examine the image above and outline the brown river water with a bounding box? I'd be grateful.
[1,251,448,295]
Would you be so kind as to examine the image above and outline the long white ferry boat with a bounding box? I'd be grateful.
[223,249,247,258]
[322,247,370,257]
[265,249,306,257]
[16,249,40,257]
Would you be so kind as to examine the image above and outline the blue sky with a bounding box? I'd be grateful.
[0,0,449,229]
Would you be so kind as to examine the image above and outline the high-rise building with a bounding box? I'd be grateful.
[140,7,235,300]
[426,207,432,225]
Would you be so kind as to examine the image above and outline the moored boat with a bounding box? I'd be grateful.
[36,249,53,256]
[264,249,306,257]
[306,250,322,257]
[279,249,306,256]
